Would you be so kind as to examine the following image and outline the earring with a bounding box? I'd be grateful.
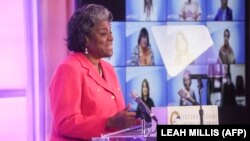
[85,48,88,54]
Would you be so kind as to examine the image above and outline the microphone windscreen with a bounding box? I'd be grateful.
[178,88,188,98]
[130,91,138,100]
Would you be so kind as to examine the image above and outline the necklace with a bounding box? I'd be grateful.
[99,67,103,77]
[98,64,103,77]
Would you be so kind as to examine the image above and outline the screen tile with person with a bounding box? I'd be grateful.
[167,65,208,106]
[126,66,167,111]
[166,21,216,66]
[167,0,206,21]
[126,22,164,66]
[207,22,245,64]
[206,0,245,21]
[152,22,213,78]
[208,64,245,107]
[126,0,167,21]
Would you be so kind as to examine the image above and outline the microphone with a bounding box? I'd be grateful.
[131,92,158,122]
[178,88,199,105]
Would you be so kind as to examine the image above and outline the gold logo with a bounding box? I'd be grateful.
[170,111,181,125]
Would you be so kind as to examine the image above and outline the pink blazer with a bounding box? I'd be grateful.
[49,52,125,141]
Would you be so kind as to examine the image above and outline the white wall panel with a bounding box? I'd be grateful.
[0,0,28,89]
[0,97,27,141]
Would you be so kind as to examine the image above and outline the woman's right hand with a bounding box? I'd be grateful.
[106,105,137,130]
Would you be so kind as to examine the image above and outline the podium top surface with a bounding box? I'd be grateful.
[92,124,156,141]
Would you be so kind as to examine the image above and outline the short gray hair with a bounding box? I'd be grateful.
[66,4,113,52]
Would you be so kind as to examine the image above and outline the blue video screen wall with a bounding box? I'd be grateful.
[80,0,246,111]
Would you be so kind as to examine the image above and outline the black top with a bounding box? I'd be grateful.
[136,97,155,122]
[222,83,237,107]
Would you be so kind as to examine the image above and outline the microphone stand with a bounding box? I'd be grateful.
[139,104,147,135]
[197,78,204,125]
[141,113,146,135]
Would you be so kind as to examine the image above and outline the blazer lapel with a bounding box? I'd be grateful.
[73,53,116,95]
[87,69,116,95]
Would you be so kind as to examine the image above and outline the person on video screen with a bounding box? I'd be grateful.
[136,78,155,122]
[128,27,155,66]
[235,75,246,106]
[218,29,236,64]
[179,0,202,21]
[214,0,233,21]
[142,0,155,21]
[221,70,236,107]
[179,70,197,106]
[174,31,193,65]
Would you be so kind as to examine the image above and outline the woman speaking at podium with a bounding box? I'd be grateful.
[49,4,137,141]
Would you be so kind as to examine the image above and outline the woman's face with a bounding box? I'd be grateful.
[142,82,149,96]
[140,37,148,48]
[86,20,113,58]
[221,0,228,8]
[224,30,230,46]
[184,76,191,88]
